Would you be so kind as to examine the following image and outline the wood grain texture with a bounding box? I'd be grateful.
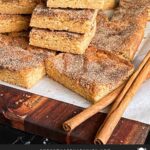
[0,84,149,144]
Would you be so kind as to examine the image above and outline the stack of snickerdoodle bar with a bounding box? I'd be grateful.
[43,0,148,103]
[0,0,149,104]
[30,3,98,54]
[0,0,50,89]
[0,0,48,33]
[29,0,135,103]
[0,0,37,33]
[29,0,117,54]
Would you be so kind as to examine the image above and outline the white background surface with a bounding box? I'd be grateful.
[0,23,150,125]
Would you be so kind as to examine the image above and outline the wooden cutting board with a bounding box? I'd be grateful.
[0,84,149,144]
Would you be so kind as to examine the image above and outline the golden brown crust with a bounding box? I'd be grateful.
[0,31,29,49]
[45,47,134,103]
[30,4,98,33]
[0,14,30,33]
[29,23,96,54]
[47,0,104,9]
[0,0,44,14]
[0,66,45,88]
[90,11,146,60]
[47,0,117,10]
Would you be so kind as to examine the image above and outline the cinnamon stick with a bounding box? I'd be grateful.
[94,51,150,144]
[108,51,150,115]
[63,85,124,132]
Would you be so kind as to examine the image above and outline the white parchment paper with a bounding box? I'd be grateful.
[0,23,150,125]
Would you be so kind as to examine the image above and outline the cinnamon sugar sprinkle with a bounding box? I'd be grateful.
[90,17,140,56]
[112,7,148,22]
[120,0,150,9]
[28,45,55,59]
[0,46,43,71]
[0,33,29,49]
[50,47,134,90]
[33,4,96,21]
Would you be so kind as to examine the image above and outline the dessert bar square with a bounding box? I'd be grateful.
[0,47,46,88]
[90,12,146,60]
[30,23,96,54]
[0,15,30,33]
[45,47,134,103]
[30,4,98,34]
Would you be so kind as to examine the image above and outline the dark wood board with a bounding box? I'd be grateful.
[0,84,149,144]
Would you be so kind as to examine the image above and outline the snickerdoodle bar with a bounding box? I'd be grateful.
[0,46,46,88]
[45,47,134,103]
[30,4,98,34]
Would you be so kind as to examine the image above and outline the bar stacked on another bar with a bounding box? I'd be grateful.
[0,0,43,33]
[30,3,98,54]
[0,0,53,88]
[44,3,148,103]
[28,0,135,103]
[0,15,30,33]
[0,0,145,104]
[46,0,117,10]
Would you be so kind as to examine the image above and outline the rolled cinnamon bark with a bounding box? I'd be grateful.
[94,51,150,144]
[108,51,150,115]
[63,85,124,132]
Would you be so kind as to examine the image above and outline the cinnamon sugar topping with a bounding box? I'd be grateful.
[50,47,134,90]
[91,20,137,56]
[0,32,29,49]
[90,10,145,59]
[120,0,150,9]
[33,4,97,21]
[0,46,43,71]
